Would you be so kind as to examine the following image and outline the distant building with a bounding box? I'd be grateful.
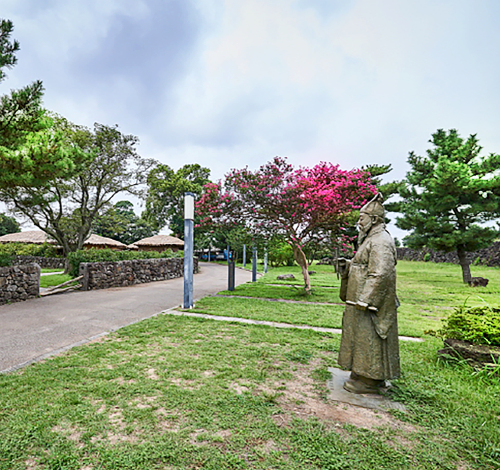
[0,231,127,251]
[131,235,184,253]
[0,230,55,245]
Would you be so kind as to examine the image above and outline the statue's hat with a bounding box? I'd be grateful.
[360,193,385,218]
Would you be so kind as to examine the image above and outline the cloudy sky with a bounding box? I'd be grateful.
[2,0,500,238]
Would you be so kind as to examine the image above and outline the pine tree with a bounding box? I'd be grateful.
[396,129,500,283]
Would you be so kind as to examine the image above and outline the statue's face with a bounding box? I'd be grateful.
[357,212,372,232]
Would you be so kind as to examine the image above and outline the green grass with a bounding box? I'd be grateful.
[1,260,499,469]
[39,274,75,289]
[194,261,500,338]
[0,315,499,469]
[40,268,64,274]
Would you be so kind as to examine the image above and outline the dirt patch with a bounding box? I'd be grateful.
[24,458,41,469]
[52,422,84,448]
[190,429,208,446]
[113,377,136,385]
[146,368,159,380]
[259,438,280,454]
[260,359,415,432]
[168,377,200,390]
[230,382,251,395]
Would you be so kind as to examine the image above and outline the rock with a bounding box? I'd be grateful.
[308,271,316,275]
[277,274,295,280]
[468,277,489,287]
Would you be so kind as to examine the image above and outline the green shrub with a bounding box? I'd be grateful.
[67,248,183,277]
[0,243,61,258]
[437,306,500,346]
[268,242,295,267]
[0,252,12,267]
[423,252,431,262]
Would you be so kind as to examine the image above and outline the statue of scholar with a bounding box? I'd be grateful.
[338,193,400,394]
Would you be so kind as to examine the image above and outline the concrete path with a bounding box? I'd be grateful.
[0,263,253,373]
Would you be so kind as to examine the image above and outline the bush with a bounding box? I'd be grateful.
[423,252,431,262]
[437,306,500,346]
[268,242,295,267]
[0,243,61,258]
[0,252,12,267]
[67,248,183,277]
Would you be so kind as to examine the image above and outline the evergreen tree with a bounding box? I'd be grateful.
[0,19,77,189]
[396,129,500,283]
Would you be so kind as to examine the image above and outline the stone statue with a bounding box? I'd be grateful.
[337,193,400,394]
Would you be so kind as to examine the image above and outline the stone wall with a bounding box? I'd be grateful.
[0,264,40,305]
[13,255,66,270]
[79,257,198,291]
[397,242,500,267]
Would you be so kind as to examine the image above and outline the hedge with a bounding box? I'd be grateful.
[0,243,61,258]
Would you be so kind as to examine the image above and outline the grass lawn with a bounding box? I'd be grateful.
[39,274,75,289]
[195,261,500,338]
[1,260,499,469]
[40,269,65,274]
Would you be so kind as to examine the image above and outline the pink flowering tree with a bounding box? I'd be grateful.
[197,157,376,292]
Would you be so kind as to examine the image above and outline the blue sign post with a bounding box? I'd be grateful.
[243,244,246,268]
[183,192,195,309]
[252,245,257,282]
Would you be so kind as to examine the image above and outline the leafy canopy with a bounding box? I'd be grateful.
[0,19,80,189]
[396,129,500,253]
[0,212,20,236]
[197,156,375,291]
[144,163,211,236]
[396,129,500,282]
[0,120,154,255]
[93,200,158,246]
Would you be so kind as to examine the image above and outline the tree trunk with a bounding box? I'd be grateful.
[457,245,471,284]
[292,244,311,293]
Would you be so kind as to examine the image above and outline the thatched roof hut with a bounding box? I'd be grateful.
[0,231,127,251]
[132,235,184,252]
[0,230,55,244]
[83,234,127,250]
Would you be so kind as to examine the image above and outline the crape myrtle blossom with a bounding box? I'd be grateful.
[196,157,376,292]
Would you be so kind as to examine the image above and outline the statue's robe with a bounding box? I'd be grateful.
[338,224,400,380]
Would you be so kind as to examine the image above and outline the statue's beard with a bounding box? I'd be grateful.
[357,221,373,245]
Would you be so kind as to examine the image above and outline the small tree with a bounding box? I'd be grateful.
[396,129,500,283]
[197,157,375,292]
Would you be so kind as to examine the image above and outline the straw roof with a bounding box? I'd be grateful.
[133,235,184,247]
[0,230,55,244]
[0,230,126,249]
[84,234,127,248]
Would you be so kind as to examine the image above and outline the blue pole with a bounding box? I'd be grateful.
[243,244,246,268]
[264,248,268,274]
[252,246,257,282]
[183,192,195,308]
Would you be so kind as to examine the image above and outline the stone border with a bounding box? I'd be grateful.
[13,255,66,270]
[79,257,198,291]
[0,263,40,305]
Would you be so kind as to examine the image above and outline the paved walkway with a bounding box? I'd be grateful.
[0,263,253,373]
